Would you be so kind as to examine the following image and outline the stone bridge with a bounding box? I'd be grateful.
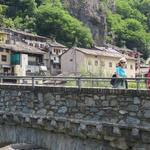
[0,85,150,150]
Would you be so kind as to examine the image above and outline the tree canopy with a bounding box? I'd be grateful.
[0,0,93,48]
[107,0,150,58]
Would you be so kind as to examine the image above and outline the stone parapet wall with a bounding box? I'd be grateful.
[0,85,150,149]
[0,85,149,126]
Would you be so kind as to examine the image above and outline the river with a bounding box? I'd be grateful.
[0,143,47,150]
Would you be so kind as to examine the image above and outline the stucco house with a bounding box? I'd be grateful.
[0,31,9,44]
[0,28,67,75]
[44,39,67,75]
[61,47,136,77]
[0,27,48,50]
[0,42,45,76]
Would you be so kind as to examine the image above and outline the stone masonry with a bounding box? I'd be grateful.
[0,85,150,149]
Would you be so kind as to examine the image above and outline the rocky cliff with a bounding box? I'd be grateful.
[62,0,115,46]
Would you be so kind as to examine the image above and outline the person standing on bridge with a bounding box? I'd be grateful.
[113,57,127,89]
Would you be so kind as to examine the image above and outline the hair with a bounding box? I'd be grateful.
[117,63,122,67]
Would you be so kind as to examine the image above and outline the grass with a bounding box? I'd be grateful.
[65,79,147,89]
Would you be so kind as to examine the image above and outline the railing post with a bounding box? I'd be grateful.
[76,77,81,88]
[136,79,140,90]
[32,77,34,88]
[0,78,3,83]
[22,79,25,84]
[54,79,56,86]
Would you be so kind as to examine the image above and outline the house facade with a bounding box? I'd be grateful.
[61,47,136,77]
[0,31,11,74]
[105,44,142,74]
[0,42,45,76]
[0,31,8,44]
[0,28,48,50]
[0,28,67,75]
[44,39,67,75]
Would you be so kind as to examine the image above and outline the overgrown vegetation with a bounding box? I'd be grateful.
[107,0,150,59]
[1,0,150,58]
[0,0,93,48]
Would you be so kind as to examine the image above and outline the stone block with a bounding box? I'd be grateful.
[144,110,150,118]
[102,101,109,107]
[127,105,139,112]
[131,128,139,138]
[110,138,128,150]
[36,109,47,115]
[113,126,121,136]
[126,116,140,125]
[110,100,118,106]
[85,98,95,106]
[133,97,140,104]
[58,106,67,114]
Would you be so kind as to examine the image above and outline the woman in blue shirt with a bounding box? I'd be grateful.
[113,57,127,88]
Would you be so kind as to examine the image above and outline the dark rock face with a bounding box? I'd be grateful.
[62,0,114,45]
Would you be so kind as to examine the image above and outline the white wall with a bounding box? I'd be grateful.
[61,49,136,77]
[21,54,28,76]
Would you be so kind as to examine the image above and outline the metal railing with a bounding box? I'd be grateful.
[0,75,149,90]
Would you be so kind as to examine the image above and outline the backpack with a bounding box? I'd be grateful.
[110,74,117,85]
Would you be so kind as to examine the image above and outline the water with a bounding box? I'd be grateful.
[0,143,47,150]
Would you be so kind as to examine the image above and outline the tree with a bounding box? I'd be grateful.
[35,4,93,48]
[6,0,37,18]
[107,0,150,58]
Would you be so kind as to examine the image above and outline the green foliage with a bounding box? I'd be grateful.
[6,0,37,18]
[107,0,150,59]
[13,16,35,31]
[35,4,93,48]
[0,0,93,48]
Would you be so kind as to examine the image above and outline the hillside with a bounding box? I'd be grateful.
[62,0,108,45]
[0,0,115,47]
[107,0,150,58]
[0,0,150,58]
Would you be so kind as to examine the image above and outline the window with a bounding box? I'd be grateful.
[130,65,133,70]
[0,47,3,52]
[109,62,112,67]
[70,59,73,62]
[40,44,44,48]
[6,49,9,53]
[56,49,59,55]
[29,43,33,46]
[95,60,98,66]
[2,55,7,62]
[35,43,39,48]
[53,64,56,68]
